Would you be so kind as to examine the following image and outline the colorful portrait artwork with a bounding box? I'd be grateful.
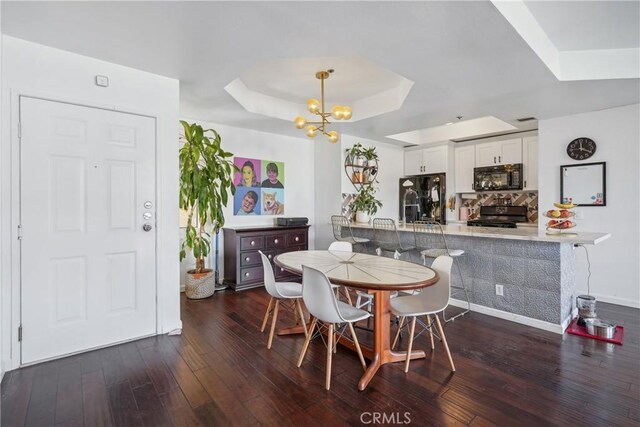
[233,157,285,216]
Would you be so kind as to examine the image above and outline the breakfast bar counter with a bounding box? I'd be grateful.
[347,222,611,333]
[349,222,611,245]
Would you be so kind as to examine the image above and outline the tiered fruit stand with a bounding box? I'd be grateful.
[545,203,578,236]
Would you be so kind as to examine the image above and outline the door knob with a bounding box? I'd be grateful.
[143,224,152,232]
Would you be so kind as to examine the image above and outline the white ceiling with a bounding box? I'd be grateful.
[524,1,640,50]
[2,1,639,147]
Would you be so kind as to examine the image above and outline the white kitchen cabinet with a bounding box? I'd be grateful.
[522,136,538,191]
[475,138,522,167]
[404,145,447,175]
[454,145,475,193]
[403,150,423,175]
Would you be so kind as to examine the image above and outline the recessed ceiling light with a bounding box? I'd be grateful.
[445,122,453,126]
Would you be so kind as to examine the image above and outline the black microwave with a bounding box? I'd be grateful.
[473,164,523,191]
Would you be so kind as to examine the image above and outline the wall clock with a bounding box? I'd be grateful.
[567,137,596,161]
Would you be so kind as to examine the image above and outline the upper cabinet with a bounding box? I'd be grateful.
[404,145,448,175]
[475,138,522,167]
[454,145,475,193]
[522,136,538,191]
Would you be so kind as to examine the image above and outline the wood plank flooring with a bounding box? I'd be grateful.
[2,290,639,426]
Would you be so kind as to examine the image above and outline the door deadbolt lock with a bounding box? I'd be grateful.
[144,201,153,209]
[143,224,152,232]
[143,212,152,220]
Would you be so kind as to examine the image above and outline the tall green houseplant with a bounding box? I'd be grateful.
[179,121,238,298]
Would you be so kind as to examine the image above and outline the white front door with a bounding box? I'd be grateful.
[20,97,157,364]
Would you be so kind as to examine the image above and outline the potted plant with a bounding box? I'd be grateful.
[350,185,383,223]
[346,143,366,166]
[179,121,238,299]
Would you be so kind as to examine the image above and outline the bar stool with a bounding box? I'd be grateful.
[331,215,370,246]
[413,220,470,322]
[372,218,415,260]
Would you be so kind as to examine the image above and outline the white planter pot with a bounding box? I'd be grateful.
[355,211,370,223]
[185,269,215,299]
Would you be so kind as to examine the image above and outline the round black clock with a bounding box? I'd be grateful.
[567,137,596,160]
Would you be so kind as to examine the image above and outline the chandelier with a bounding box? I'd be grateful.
[293,69,352,143]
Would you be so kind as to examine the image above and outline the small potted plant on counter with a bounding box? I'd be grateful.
[179,121,239,299]
[350,185,383,223]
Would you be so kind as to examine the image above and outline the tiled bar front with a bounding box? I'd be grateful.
[350,228,576,326]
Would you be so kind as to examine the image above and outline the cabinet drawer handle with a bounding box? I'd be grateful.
[244,272,250,277]
[245,256,250,262]
[250,240,255,246]
[493,156,496,164]
[274,239,279,244]
[295,237,299,242]
[498,155,501,163]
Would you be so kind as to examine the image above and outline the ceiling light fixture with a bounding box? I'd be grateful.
[293,69,352,143]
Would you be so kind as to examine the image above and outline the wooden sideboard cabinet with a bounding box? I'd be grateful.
[222,225,310,291]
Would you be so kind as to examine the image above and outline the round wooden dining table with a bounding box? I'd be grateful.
[274,250,438,391]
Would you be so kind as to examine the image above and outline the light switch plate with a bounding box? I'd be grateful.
[95,75,109,87]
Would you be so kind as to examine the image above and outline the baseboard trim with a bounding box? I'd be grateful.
[574,292,640,309]
[449,299,565,334]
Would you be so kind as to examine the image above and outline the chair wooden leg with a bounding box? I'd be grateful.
[427,315,435,350]
[267,300,280,349]
[347,322,367,371]
[261,297,274,332]
[326,323,334,390]
[404,317,417,373]
[295,299,308,337]
[434,314,455,372]
[343,288,353,305]
[297,318,317,367]
[392,316,405,349]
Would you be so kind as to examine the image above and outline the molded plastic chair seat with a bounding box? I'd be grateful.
[274,282,306,298]
[336,300,371,323]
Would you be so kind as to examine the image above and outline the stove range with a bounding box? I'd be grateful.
[466,205,528,229]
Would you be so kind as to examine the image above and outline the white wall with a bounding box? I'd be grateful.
[314,136,343,250]
[1,36,181,371]
[538,103,640,308]
[0,5,4,384]
[179,120,316,287]
[341,135,405,222]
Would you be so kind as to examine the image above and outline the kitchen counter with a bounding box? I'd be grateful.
[346,221,611,333]
[349,222,610,245]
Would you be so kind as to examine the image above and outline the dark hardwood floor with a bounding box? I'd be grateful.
[2,290,639,426]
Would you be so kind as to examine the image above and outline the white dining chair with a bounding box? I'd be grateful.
[259,251,308,349]
[297,265,371,390]
[390,255,456,373]
[328,241,355,305]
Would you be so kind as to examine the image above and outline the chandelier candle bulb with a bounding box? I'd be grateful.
[294,116,306,129]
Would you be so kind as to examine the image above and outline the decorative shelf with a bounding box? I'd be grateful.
[345,156,378,192]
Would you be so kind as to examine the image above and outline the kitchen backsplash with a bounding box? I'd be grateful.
[464,192,538,223]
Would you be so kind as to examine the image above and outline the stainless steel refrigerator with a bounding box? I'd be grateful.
[399,173,447,224]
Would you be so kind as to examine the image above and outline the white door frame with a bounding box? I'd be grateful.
[8,90,163,370]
